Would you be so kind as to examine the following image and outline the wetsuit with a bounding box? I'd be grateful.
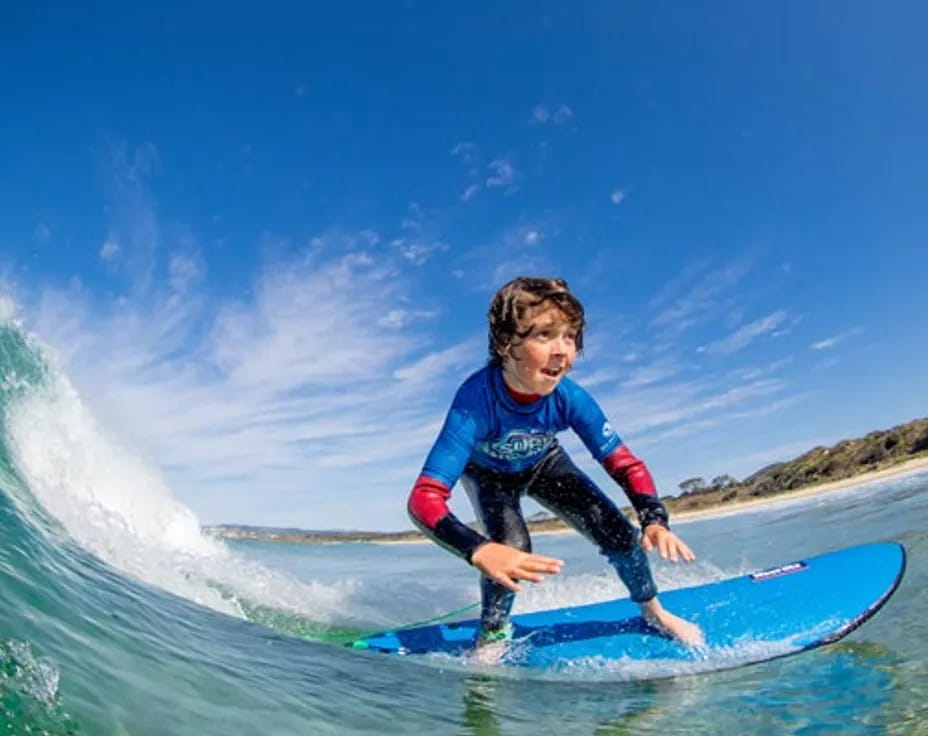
[407,363,670,632]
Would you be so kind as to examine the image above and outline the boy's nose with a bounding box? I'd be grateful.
[551,336,569,354]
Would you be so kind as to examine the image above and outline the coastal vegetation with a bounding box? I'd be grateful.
[203,416,928,544]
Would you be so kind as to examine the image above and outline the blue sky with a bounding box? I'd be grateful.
[1,2,926,531]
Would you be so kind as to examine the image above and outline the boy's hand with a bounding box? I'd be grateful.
[641,525,696,563]
[471,542,564,592]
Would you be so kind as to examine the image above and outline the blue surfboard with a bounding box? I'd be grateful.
[352,542,905,672]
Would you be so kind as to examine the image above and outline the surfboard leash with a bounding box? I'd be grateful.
[303,600,481,647]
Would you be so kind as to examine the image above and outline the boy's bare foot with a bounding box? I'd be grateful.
[640,598,705,647]
[469,623,514,665]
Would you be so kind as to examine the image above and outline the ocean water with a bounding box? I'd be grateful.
[1,321,927,735]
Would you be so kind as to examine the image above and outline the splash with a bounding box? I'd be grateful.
[0,638,79,734]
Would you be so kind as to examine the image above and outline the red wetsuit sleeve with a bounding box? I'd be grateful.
[601,445,669,529]
[408,475,453,528]
[407,475,488,561]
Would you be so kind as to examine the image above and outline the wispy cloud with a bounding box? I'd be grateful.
[531,105,550,124]
[34,222,52,246]
[640,394,806,445]
[609,189,626,205]
[728,356,794,382]
[698,310,788,355]
[523,229,542,246]
[450,141,476,160]
[568,367,620,390]
[598,375,787,439]
[621,359,680,388]
[99,141,162,294]
[530,104,574,126]
[649,259,750,336]
[810,327,864,350]
[486,157,518,191]
[390,237,449,265]
[460,184,479,202]
[376,308,435,329]
[393,338,481,383]
[100,239,120,262]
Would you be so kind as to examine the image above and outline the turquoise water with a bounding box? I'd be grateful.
[1,321,926,734]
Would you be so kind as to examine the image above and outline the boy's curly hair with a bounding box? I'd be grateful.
[487,277,586,364]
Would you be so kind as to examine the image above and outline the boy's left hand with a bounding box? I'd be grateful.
[641,525,696,563]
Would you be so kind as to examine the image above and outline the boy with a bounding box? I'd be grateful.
[407,277,703,656]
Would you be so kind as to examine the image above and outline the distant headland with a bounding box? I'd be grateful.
[202,416,928,545]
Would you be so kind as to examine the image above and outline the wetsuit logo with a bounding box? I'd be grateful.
[482,430,554,461]
[602,422,614,438]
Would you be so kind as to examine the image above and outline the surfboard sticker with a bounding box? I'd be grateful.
[351,542,906,674]
[750,560,808,581]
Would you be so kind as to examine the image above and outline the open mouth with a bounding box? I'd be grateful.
[540,367,562,378]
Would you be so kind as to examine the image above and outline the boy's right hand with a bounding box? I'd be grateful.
[470,542,564,592]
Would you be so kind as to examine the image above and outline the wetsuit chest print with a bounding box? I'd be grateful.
[481,429,555,461]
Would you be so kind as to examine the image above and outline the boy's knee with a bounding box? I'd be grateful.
[495,530,531,554]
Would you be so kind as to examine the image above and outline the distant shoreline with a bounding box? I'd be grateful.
[203,452,928,546]
[668,454,928,525]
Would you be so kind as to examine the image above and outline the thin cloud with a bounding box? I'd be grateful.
[100,141,161,294]
[486,157,517,190]
[460,184,479,202]
[621,359,680,388]
[597,374,786,438]
[393,338,481,383]
[100,239,120,262]
[729,356,794,382]
[450,141,476,159]
[650,259,751,336]
[609,189,626,205]
[810,327,863,350]
[390,238,449,266]
[568,367,619,390]
[530,104,574,125]
[523,229,542,246]
[553,106,574,124]
[34,222,52,245]
[699,311,788,356]
[642,395,806,445]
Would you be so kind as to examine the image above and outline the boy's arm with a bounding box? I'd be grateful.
[601,445,670,529]
[407,405,489,562]
[408,474,488,561]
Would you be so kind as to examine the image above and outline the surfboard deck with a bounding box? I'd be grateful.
[351,542,906,671]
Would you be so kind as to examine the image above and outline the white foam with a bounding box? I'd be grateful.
[511,557,734,615]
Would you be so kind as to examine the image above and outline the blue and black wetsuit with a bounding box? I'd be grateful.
[408,363,669,631]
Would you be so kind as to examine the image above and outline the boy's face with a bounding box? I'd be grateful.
[500,306,578,395]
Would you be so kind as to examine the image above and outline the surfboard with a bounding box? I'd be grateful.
[351,542,905,671]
